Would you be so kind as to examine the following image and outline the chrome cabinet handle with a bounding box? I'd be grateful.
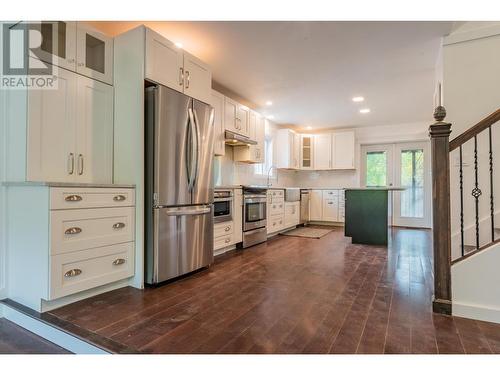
[185,70,190,88]
[65,194,82,202]
[179,67,184,86]
[225,238,231,244]
[225,226,231,232]
[112,258,126,266]
[65,227,82,235]
[113,222,126,229]
[64,269,82,278]
[77,154,84,175]
[68,153,75,175]
[113,195,126,202]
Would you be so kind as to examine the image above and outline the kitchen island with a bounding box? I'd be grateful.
[344,187,404,246]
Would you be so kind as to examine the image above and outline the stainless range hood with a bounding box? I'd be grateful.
[224,130,257,146]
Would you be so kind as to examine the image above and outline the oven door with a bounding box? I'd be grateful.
[244,197,267,231]
[214,198,232,223]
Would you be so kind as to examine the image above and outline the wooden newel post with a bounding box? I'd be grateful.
[429,105,452,315]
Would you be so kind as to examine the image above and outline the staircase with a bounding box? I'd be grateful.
[430,106,500,322]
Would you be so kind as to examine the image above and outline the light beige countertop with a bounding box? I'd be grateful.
[2,181,136,188]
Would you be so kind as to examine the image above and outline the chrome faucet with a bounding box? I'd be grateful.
[267,165,278,187]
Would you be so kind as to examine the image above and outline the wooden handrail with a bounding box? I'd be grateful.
[449,108,500,151]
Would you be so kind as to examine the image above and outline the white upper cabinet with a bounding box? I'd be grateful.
[233,111,265,163]
[275,129,299,169]
[224,96,239,134]
[76,23,113,85]
[300,135,314,169]
[31,21,77,72]
[332,131,356,169]
[145,28,184,92]
[75,75,114,183]
[26,67,113,183]
[314,133,332,170]
[29,22,113,85]
[27,66,77,182]
[145,28,211,104]
[237,104,250,137]
[210,90,225,156]
[183,51,211,104]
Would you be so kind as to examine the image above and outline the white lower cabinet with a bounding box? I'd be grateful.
[6,185,136,311]
[284,202,300,228]
[267,190,285,235]
[213,188,243,253]
[309,189,345,223]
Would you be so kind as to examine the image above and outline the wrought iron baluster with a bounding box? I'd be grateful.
[489,126,495,242]
[460,145,464,256]
[472,135,481,249]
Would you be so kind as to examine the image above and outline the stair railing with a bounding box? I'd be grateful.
[430,106,500,315]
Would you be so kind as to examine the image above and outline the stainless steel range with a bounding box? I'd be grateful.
[242,186,267,248]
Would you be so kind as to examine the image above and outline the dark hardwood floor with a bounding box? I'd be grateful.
[47,227,500,354]
[0,318,70,354]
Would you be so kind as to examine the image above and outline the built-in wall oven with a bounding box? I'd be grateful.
[214,190,233,223]
[242,186,267,248]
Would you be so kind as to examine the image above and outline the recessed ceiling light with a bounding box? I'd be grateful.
[359,108,371,114]
[266,115,275,120]
[306,126,312,130]
[352,96,364,102]
[265,100,273,106]
[175,42,183,48]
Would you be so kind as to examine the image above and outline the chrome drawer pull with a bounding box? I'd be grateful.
[113,195,126,202]
[64,269,82,278]
[112,258,126,266]
[225,226,231,232]
[113,222,126,230]
[65,194,82,202]
[65,227,82,235]
[225,238,231,244]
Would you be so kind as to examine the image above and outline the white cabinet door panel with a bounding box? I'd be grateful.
[314,134,332,170]
[183,51,212,104]
[145,28,184,92]
[323,198,339,222]
[75,75,113,183]
[76,23,113,85]
[27,65,77,182]
[333,131,355,169]
[224,96,238,134]
[310,190,323,221]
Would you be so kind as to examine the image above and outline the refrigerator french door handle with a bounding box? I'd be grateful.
[191,107,201,190]
[187,107,197,192]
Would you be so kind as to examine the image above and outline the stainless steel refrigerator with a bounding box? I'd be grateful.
[145,85,214,284]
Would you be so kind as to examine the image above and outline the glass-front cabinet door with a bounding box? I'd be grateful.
[76,23,113,84]
[301,135,313,169]
[30,21,77,71]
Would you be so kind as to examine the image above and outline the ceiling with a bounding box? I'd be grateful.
[89,21,454,130]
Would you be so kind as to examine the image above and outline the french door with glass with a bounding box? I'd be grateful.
[361,142,431,228]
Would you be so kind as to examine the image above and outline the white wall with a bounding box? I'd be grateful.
[452,242,500,323]
[443,22,500,259]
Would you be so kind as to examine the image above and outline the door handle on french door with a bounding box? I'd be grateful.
[192,108,201,189]
[165,206,211,216]
[187,107,197,191]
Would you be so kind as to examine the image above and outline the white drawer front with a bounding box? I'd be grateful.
[214,234,232,250]
[214,222,234,238]
[269,201,285,216]
[50,187,135,210]
[323,190,339,198]
[268,215,284,234]
[270,190,284,197]
[50,207,135,255]
[50,242,134,300]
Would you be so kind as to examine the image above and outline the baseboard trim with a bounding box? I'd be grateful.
[1,302,108,354]
[453,301,500,324]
